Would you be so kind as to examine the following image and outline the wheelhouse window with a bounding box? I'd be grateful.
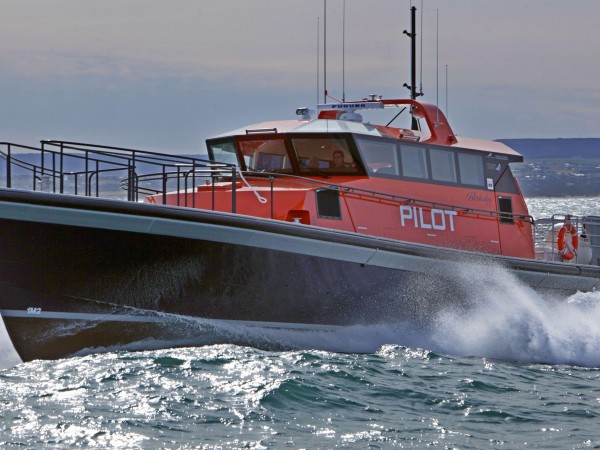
[352,135,489,189]
[458,153,485,186]
[400,145,429,179]
[208,140,238,165]
[430,148,457,183]
[291,137,359,174]
[239,139,291,172]
[355,136,398,176]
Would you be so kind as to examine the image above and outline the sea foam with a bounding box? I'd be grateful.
[429,263,600,367]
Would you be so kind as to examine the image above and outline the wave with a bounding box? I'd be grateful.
[428,263,600,367]
[165,262,600,368]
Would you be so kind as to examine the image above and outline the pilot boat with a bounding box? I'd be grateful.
[1,96,599,363]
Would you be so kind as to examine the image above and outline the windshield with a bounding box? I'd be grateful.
[291,137,359,174]
[239,139,291,172]
[207,135,364,175]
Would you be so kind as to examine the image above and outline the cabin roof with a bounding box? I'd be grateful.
[210,120,307,138]
[210,119,523,160]
[210,119,386,138]
[455,136,523,159]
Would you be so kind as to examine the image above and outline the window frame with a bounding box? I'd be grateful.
[353,134,400,178]
[237,137,292,173]
[429,147,458,183]
[206,138,239,166]
[399,144,430,181]
[289,133,366,176]
[456,151,486,188]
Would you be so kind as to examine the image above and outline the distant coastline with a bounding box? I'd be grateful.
[498,138,600,197]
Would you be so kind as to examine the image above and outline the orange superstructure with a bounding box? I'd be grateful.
[146,98,535,259]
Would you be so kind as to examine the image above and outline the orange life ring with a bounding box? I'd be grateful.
[557,222,579,261]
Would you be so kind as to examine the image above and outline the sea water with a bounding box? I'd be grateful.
[1,197,600,448]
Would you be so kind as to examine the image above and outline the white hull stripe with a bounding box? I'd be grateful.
[0,309,341,332]
[1,309,165,323]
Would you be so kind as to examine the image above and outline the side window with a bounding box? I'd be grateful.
[494,165,520,194]
[239,139,291,172]
[400,145,429,179]
[355,137,398,176]
[430,148,457,183]
[458,153,485,186]
[316,188,342,219]
[498,196,514,223]
[208,140,238,165]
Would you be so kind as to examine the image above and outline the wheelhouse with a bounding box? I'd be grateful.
[206,120,523,195]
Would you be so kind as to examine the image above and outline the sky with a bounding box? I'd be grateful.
[1,0,599,153]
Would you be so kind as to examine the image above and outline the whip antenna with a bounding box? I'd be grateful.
[436,8,439,125]
[446,64,449,120]
[317,17,320,105]
[342,0,346,102]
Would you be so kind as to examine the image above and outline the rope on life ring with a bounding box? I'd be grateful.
[557,222,579,261]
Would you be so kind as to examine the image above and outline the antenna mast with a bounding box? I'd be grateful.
[403,5,424,130]
[419,0,423,96]
[323,0,327,103]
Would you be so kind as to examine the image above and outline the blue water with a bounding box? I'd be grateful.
[1,197,600,448]
[2,345,600,448]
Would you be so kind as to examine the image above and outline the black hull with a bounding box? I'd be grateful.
[1,188,599,362]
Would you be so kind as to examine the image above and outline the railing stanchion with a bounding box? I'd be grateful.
[95,160,100,197]
[176,166,181,207]
[270,175,274,219]
[192,163,196,209]
[211,173,215,211]
[130,161,137,201]
[162,166,167,205]
[231,168,237,213]
[184,169,188,207]
[51,152,56,193]
[127,161,133,201]
[59,142,64,193]
[84,150,89,196]
[184,169,189,208]
[132,152,137,202]
[6,144,11,188]
[41,144,45,187]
